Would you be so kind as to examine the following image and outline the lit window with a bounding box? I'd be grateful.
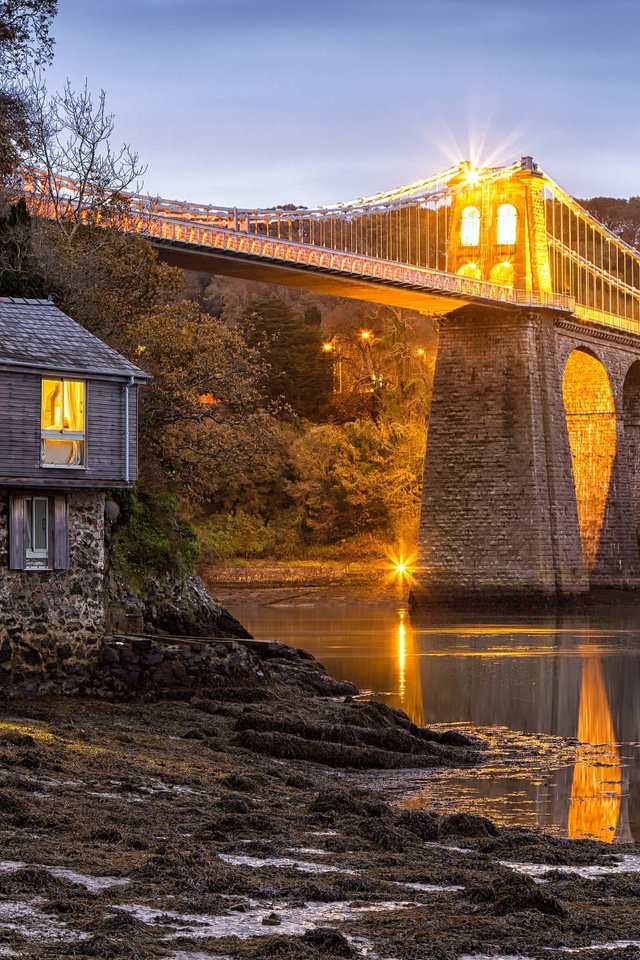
[41,379,85,467]
[497,203,517,245]
[25,496,49,569]
[460,206,480,246]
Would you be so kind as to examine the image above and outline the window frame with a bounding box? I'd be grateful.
[40,377,87,470]
[8,492,69,572]
[25,495,50,569]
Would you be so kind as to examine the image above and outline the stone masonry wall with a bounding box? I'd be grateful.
[414,309,640,604]
[415,306,587,603]
[0,490,105,694]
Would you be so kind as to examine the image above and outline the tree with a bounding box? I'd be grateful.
[580,196,640,250]
[321,301,437,422]
[0,0,57,181]
[0,0,57,73]
[239,297,333,420]
[128,301,274,500]
[289,419,426,545]
[25,75,145,241]
[0,196,44,295]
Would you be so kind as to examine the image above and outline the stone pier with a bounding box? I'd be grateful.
[413,305,640,605]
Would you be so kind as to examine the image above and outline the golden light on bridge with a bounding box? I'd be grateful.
[321,342,334,352]
[462,165,480,187]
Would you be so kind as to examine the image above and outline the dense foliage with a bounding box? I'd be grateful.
[0,0,57,178]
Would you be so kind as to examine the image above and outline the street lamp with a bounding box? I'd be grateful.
[321,338,342,392]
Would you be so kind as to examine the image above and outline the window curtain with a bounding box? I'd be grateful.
[64,381,84,432]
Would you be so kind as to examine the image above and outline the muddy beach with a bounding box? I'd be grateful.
[0,639,637,960]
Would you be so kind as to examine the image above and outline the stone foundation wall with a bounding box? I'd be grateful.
[0,490,105,694]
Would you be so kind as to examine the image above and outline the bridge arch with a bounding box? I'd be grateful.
[457,261,481,280]
[489,260,514,287]
[562,348,617,571]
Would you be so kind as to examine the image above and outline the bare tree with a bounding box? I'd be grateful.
[25,73,146,242]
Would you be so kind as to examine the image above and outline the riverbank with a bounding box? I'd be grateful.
[199,559,407,606]
[0,639,638,959]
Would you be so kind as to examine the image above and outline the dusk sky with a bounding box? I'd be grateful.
[45,0,640,208]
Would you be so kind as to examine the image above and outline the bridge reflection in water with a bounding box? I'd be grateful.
[568,657,621,841]
[234,600,640,841]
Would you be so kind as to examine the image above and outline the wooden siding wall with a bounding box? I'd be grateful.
[0,371,140,488]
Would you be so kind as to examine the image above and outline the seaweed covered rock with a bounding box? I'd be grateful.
[107,568,251,640]
[469,870,567,918]
[140,573,252,638]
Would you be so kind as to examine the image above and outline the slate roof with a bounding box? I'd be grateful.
[0,298,149,380]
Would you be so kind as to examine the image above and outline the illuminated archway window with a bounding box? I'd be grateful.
[563,349,616,571]
[457,262,481,280]
[490,261,515,287]
[460,206,480,246]
[496,203,517,245]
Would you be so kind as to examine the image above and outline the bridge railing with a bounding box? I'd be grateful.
[18,168,573,314]
[141,211,572,311]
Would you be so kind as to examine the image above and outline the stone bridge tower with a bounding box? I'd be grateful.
[414,162,640,605]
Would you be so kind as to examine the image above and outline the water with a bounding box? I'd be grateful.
[228,595,640,842]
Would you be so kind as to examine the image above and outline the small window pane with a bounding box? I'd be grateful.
[25,498,33,552]
[497,203,517,245]
[41,438,85,466]
[41,379,63,430]
[33,499,47,551]
[461,206,480,246]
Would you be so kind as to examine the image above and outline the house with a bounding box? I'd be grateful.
[0,298,149,688]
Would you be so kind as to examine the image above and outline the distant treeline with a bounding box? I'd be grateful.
[580,196,640,249]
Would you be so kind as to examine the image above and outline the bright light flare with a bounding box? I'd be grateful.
[359,329,372,341]
[463,165,480,186]
[322,342,334,352]
[384,548,418,587]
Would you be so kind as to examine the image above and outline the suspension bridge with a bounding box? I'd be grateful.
[17,157,640,603]
[19,156,640,334]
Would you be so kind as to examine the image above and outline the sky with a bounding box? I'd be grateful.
[44,0,640,208]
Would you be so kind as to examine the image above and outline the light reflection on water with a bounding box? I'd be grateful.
[232,598,640,842]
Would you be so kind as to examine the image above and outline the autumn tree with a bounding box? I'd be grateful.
[127,300,279,499]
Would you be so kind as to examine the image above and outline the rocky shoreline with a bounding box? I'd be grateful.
[0,636,637,959]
